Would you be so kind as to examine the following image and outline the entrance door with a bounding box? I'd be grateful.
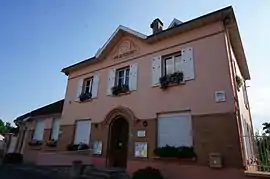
[108,118,129,168]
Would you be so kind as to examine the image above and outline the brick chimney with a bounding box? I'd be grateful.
[150,18,163,34]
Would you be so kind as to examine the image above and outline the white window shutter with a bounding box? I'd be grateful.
[76,79,84,100]
[181,47,195,81]
[51,119,60,140]
[92,74,100,98]
[152,56,162,86]
[158,112,193,147]
[129,63,138,91]
[33,120,45,141]
[107,69,116,95]
[74,120,91,145]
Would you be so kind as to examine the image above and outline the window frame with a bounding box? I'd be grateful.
[82,77,93,94]
[162,52,181,76]
[115,66,130,86]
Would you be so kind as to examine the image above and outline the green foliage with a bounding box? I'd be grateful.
[236,75,243,91]
[154,145,196,158]
[111,84,129,96]
[263,122,270,135]
[132,167,164,179]
[159,72,184,90]
[0,119,12,134]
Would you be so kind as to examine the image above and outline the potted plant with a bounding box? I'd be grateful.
[46,139,57,147]
[79,92,92,102]
[28,139,43,146]
[159,71,184,90]
[236,75,243,91]
[111,84,130,96]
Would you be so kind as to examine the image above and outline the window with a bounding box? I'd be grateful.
[115,67,130,86]
[74,120,91,145]
[51,118,60,140]
[33,119,45,141]
[82,77,93,93]
[158,112,192,147]
[243,84,249,108]
[163,53,182,75]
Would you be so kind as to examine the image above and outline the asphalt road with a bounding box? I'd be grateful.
[0,165,62,179]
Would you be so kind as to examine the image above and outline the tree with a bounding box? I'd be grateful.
[0,119,17,134]
[263,122,270,135]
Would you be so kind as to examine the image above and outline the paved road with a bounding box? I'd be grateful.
[0,165,62,179]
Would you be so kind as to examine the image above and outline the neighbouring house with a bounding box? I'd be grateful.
[15,6,265,179]
[14,99,64,163]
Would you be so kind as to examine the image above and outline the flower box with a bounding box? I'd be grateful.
[159,72,184,90]
[111,84,130,96]
[66,143,89,151]
[79,92,92,102]
[154,145,196,159]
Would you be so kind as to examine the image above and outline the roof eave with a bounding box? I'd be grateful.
[225,16,250,80]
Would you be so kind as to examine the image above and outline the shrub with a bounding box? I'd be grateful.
[3,153,23,164]
[132,167,164,179]
[154,145,196,158]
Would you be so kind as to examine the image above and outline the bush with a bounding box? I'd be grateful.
[3,153,23,164]
[154,145,196,158]
[132,167,164,179]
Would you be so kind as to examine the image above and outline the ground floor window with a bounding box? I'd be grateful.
[33,119,45,141]
[74,120,91,145]
[158,112,193,147]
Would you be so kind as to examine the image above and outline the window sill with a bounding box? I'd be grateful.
[244,171,270,178]
[75,98,94,103]
[112,91,131,97]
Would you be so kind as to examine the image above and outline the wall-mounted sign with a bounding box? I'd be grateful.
[215,91,226,102]
[137,130,146,137]
[93,141,102,155]
[135,142,148,158]
[113,40,137,60]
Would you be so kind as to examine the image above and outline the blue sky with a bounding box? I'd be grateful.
[0,1,269,130]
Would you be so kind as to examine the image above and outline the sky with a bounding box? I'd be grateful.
[0,1,269,130]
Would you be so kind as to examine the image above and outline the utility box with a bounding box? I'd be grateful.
[209,153,223,168]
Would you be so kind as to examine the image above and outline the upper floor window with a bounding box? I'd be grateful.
[83,77,93,94]
[107,64,138,96]
[151,47,194,86]
[76,74,100,101]
[116,67,130,86]
[163,52,181,75]
[33,119,45,141]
